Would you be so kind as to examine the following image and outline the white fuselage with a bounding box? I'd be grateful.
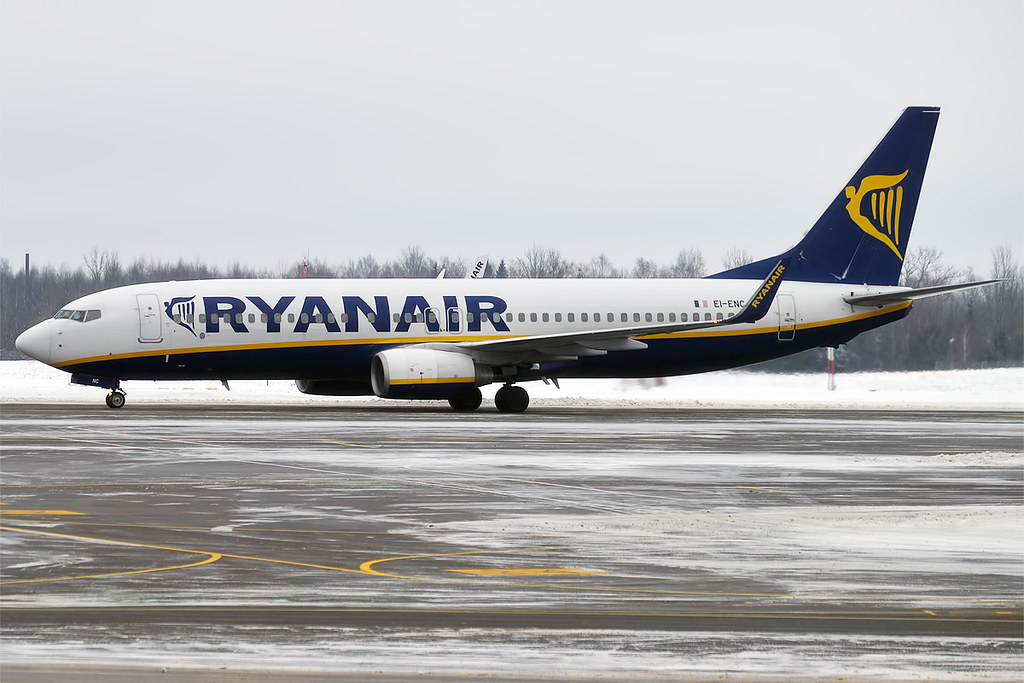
[17,277,909,383]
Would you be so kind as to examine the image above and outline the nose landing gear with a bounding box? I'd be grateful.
[105,390,126,409]
[104,378,125,409]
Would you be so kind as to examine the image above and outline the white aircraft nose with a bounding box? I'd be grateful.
[15,321,52,364]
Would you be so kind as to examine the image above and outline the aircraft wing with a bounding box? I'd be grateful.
[451,259,790,362]
[843,279,1001,306]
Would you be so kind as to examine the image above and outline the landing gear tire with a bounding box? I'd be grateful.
[494,384,529,413]
[448,387,483,412]
[105,391,126,409]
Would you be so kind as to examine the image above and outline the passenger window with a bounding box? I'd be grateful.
[581,313,589,322]
[656,312,664,323]
[288,313,295,323]
[704,312,712,321]
[367,313,376,323]
[647,313,654,323]
[173,313,181,323]
[272,313,279,324]
[248,313,256,323]
[621,313,628,323]
[300,313,309,324]
[567,313,574,322]
[530,313,537,322]
[340,313,348,323]
[669,312,676,322]
[542,313,550,322]
[261,314,269,323]
[466,312,474,323]
[428,311,437,324]
[404,312,413,323]
[85,310,102,322]
[518,313,526,323]
[606,312,613,322]
[716,312,724,321]
[235,313,244,324]
[680,313,687,322]
[633,313,641,323]
[314,314,323,323]
[554,312,562,322]
[199,313,207,324]
[505,313,513,322]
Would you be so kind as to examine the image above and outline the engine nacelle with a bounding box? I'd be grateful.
[371,348,491,400]
[295,379,373,396]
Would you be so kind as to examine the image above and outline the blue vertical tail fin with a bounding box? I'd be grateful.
[710,107,940,286]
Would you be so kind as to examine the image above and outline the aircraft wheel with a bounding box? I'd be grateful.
[106,391,126,409]
[448,387,483,412]
[494,385,529,413]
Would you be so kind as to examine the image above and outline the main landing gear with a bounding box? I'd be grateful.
[494,384,529,414]
[446,384,531,413]
[448,387,483,412]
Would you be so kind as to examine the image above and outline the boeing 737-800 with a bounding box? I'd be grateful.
[15,107,995,412]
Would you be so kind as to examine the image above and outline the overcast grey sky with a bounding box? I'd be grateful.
[1,0,1021,274]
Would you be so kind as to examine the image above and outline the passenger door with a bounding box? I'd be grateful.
[137,293,163,343]
[777,294,796,342]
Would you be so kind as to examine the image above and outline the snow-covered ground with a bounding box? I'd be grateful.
[1,360,1021,410]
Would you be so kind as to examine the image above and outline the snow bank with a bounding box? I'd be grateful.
[1,360,1020,411]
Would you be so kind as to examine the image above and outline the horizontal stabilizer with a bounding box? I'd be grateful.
[844,280,1002,306]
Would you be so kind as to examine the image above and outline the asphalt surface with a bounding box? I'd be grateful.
[1,403,1022,680]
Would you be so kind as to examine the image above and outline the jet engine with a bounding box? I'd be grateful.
[371,347,492,399]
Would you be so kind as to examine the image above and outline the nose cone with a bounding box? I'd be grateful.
[15,321,52,364]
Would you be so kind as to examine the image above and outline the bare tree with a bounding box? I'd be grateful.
[900,246,962,288]
[668,248,706,278]
[83,247,122,288]
[632,257,658,279]
[512,245,573,278]
[721,247,753,270]
[578,254,621,278]
[396,245,433,278]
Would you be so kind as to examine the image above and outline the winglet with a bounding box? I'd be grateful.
[729,258,791,324]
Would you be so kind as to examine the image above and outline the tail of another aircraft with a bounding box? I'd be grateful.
[710,107,940,286]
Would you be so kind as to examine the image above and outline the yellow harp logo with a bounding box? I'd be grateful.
[844,170,909,260]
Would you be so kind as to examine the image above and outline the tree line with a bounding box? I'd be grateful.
[1,245,1020,371]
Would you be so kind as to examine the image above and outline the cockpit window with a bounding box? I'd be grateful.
[53,309,102,323]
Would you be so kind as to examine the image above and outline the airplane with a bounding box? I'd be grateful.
[15,106,997,413]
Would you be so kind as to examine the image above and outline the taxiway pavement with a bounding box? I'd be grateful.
[2,403,1022,680]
